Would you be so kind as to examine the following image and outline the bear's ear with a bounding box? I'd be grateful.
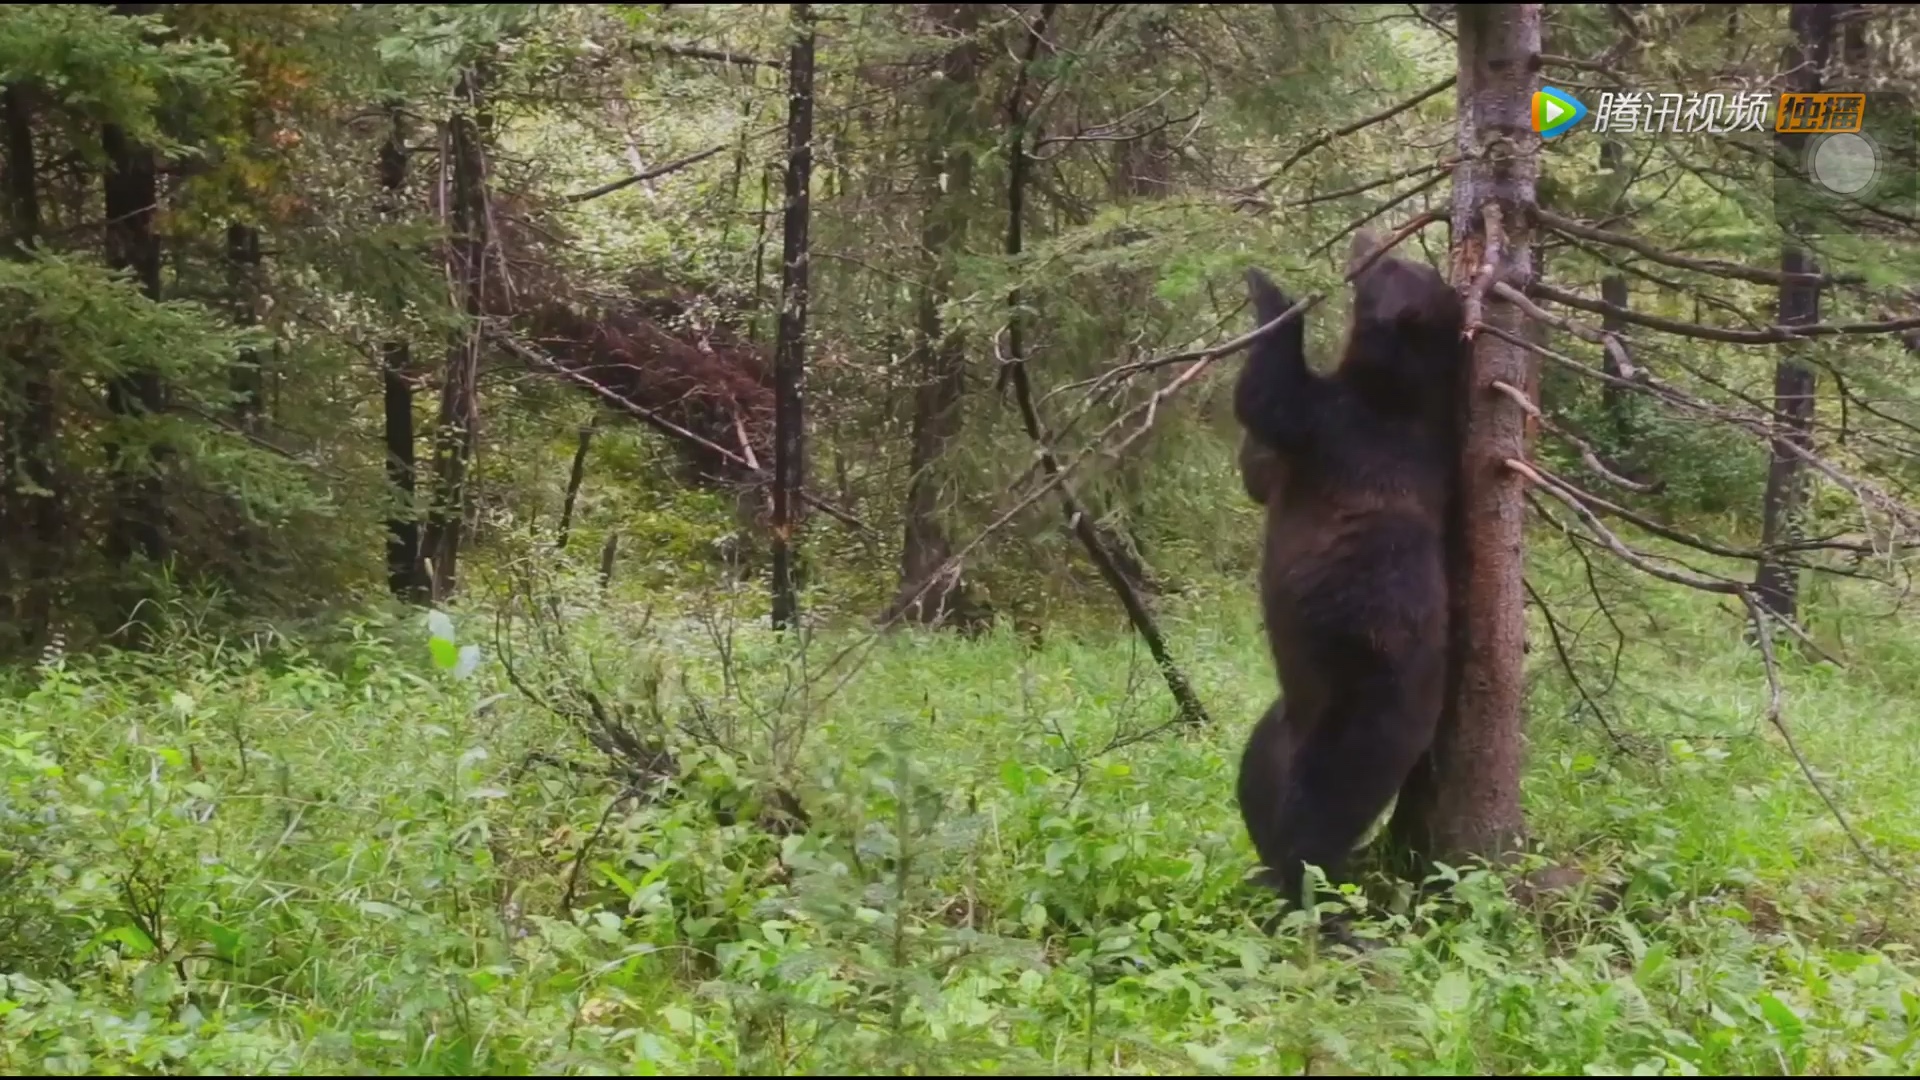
[1346,228,1385,280]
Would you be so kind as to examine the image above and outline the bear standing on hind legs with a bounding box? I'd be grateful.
[1234,229,1467,935]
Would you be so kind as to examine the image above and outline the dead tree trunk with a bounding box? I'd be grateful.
[556,417,595,551]
[1388,2,1539,868]
[1753,3,1844,623]
[2,81,58,645]
[1000,5,1206,723]
[599,531,619,590]
[770,3,815,632]
[377,106,426,602]
[101,6,167,572]
[421,71,490,602]
[891,3,983,626]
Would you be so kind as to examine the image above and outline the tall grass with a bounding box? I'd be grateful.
[2,544,1917,1075]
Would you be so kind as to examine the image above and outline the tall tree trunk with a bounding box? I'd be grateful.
[383,340,422,599]
[1753,3,1847,623]
[377,105,425,602]
[420,70,490,603]
[227,222,264,431]
[1388,2,1539,867]
[770,3,815,632]
[101,6,167,572]
[221,219,265,562]
[2,81,58,645]
[892,3,983,626]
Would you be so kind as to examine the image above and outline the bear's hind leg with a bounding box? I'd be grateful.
[1263,679,1438,932]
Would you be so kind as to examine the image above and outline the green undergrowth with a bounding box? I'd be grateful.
[2,550,1919,1075]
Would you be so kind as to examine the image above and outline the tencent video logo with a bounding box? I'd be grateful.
[1532,87,1588,138]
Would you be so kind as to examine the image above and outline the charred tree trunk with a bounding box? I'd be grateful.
[2,82,58,645]
[556,417,595,551]
[891,3,983,627]
[1753,3,1846,624]
[1000,5,1205,723]
[770,3,815,632]
[1388,2,1539,868]
[420,71,490,602]
[101,20,168,572]
[378,106,426,602]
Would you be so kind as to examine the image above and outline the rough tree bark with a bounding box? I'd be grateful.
[1000,4,1207,724]
[378,105,426,601]
[421,70,490,602]
[770,3,815,632]
[2,81,58,645]
[891,3,984,626]
[1388,3,1539,868]
[101,5,168,572]
[1753,3,1848,623]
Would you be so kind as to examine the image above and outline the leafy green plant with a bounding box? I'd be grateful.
[426,609,483,681]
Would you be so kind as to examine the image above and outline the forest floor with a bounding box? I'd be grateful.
[3,547,1919,1075]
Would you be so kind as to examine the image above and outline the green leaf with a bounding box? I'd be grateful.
[999,760,1028,795]
[1183,1042,1230,1070]
[1023,902,1048,934]
[1634,942,1671,988]
[199,919,242,960]
[1433,969,1472,1017]
[601,864,639,898]
[98,924,155,956]
[1758,993,1804,1041]
[429,636,458,670]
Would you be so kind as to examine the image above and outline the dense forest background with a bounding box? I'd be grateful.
[5,3,1920,1074]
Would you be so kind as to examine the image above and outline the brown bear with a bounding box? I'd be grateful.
[1233,230,1467,931]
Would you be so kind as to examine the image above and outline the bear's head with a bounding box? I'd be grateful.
[1337,229,1466,422]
